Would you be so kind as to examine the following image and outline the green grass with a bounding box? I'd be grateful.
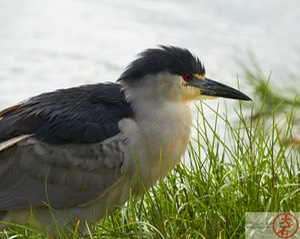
[1,66,300,238]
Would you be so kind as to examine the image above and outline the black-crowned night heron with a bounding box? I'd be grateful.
[0,46,251,235]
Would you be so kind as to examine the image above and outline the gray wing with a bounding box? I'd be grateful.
[0,133,129,210]
[0,83,134,210]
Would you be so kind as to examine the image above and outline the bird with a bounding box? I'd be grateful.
[0,46,251,236]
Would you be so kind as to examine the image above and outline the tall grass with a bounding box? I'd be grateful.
[1,65,300,238]
[96,100,299,239]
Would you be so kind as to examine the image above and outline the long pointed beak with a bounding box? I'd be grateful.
[187,76,252,101]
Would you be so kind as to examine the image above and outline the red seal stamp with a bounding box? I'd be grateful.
[272,212,299,238]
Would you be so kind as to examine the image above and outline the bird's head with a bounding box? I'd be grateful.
[118,46,251,103]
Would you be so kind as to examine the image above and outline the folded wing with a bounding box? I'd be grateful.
[0,83,133,210]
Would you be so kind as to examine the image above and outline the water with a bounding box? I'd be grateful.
[0,0,299,111]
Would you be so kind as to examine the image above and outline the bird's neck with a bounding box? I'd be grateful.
[129,94,193,174]
[123,82,193,143]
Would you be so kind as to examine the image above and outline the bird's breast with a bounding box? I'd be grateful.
[121,102,193,186]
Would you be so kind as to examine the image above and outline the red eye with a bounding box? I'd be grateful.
[183,73,193,82]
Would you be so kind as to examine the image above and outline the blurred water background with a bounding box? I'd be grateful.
[0,0,299,118]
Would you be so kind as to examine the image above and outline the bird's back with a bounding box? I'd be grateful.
[0,83,133,144]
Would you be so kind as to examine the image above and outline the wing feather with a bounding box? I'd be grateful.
[0,134,129,209]
[0,83,134,210]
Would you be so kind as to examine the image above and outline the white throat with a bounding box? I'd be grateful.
[120,74,194,179]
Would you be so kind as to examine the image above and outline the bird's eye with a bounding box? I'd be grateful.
[183,73,193,82]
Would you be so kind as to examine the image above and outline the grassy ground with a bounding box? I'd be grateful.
[1,66,300,238]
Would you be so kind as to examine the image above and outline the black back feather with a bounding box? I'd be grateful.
[0,83,133,144]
